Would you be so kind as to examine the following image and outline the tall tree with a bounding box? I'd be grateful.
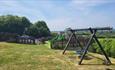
[0,15,32,35]
[26,21,51,38]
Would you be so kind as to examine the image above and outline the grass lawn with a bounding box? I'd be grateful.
[0,42,115,70]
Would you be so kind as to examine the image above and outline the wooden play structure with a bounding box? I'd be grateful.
[51,30,89,50]
[62,27,112,65]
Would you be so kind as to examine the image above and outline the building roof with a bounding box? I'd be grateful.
[17,35,35,39]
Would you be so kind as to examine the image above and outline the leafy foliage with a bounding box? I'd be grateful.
[0,15,31,35]
[26,21,51,38]
[90,38,115,58]
[0,15,51,41]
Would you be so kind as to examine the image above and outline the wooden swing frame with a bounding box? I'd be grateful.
[62,27,112,65]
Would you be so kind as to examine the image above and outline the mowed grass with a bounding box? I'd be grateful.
[0,42,115,70]
[0,42,77,70]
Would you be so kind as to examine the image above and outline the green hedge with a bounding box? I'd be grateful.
[89,38,115,58]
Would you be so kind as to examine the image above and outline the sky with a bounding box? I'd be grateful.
[0,0,115,31]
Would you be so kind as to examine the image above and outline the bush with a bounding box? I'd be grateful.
[90,38,115,58]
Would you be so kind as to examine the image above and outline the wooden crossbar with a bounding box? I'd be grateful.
[67,27,112,32]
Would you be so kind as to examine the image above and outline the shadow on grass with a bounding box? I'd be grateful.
[78,63,115,70]
[79,63,115,66]
[76,53,115,65]
[87,54,105,61]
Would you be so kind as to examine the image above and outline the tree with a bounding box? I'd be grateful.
[25,25,39,37]
[0,15,32,35]
[26,21,51,38]
[0,15,51,41]
[0,15,32,41]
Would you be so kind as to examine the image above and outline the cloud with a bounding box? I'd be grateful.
[46,10,115,31]
[46,17,71,31]
[0,0,18,7]
[0,0,68,23]
[0,0,115,31]
[0,0,47,22]
[71,0,115,10]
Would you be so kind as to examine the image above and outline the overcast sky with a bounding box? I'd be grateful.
[0,0,115,31]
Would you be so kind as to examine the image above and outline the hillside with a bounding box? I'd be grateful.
[0,42,115,70]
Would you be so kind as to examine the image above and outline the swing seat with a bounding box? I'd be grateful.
[76,50,84,57]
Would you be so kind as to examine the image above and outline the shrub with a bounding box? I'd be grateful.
[90,38,115,58]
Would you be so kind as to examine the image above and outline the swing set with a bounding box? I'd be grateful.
[62,27,112,65]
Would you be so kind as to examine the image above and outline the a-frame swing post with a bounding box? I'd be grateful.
[78,28,96,64]
[91,30,111,64]
[62,33,73,54]
[79,28,111,65]
[71,30,83,50]
[62,29,83,54]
